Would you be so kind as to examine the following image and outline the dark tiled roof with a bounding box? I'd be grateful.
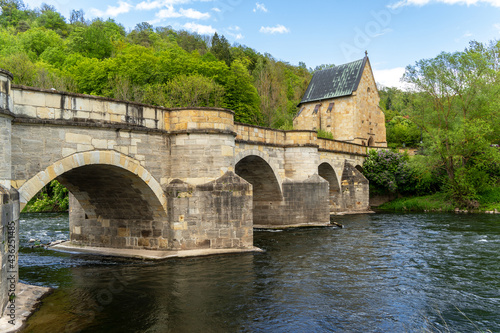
[299,57,367,105]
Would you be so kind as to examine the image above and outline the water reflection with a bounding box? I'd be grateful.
[18,213,500,332]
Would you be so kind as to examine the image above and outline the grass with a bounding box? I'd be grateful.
[477,187,500,212]
[378,186,500,213]
[317,129,334,140]
[378,192,456,212]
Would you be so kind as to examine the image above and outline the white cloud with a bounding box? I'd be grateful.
[389,0,500,9]
[155,5,210,19]
[373,67,410,89]
[259,24,289,34]
[183,22,216,34]
[225,26,243,40]
[180,8,211,19]
[212,7,221,12]
[253,2,268,12]
[136,0,190,10]
[91,1,132,17]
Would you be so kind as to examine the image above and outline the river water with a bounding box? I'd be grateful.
[17,212,500,332]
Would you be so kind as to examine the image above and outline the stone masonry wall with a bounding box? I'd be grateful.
[166,172,253,249]
[12,86,166,130]
[341,163,370,211]
[354,60,386,147]
[10,124,169,205]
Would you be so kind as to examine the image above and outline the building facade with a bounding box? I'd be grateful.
[294,55,387,148]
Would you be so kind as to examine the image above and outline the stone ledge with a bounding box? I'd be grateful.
[12,117,167,134]
[50,241,263,260]
[0,109,15,118]
[254,222,334,229]
[235,139,319,149]
[318,148,367,157]
[0,283,52,333]
[330,210,375,215]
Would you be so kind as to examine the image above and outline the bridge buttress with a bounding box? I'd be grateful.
[165,109,254,249]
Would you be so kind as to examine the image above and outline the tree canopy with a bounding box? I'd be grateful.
[0,0,313,128]
[376,40,500,207]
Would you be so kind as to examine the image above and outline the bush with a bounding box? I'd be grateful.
[24,180,68,212]
[363,149,413,194]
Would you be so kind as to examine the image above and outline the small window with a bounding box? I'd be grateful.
[313,104,321,115]
[327,102,334,112]
[367,87,371,93]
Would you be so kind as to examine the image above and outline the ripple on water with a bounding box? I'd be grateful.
[17,212,500,333]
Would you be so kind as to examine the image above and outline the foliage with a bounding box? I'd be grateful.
[402,41,500,207]
[165,74,225,107]
[378,192,455,212]
[0,2,314,128]
[386,116,421,148]
[211,32,232,66]
[317,129,333,140]
[363,149,415,194]
[24,180,69,212]
[477,187,500,211]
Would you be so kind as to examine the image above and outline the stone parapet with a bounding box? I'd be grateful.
[235,124,318,148]
[11,85,166,130]
[166,108,234,134]
[235,123,285,146]
[318,138,367,156]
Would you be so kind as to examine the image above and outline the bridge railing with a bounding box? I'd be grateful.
[11,85,167,130]
[317,138,367,156]
[235,123,367,156]
[235,123,286,146]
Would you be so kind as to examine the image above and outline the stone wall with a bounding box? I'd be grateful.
[341,163,370,211]
[12,85,166,130]
[10,125,169,209]
[0,187,19,316]
[166,172,253,249]
[353,60,386,147]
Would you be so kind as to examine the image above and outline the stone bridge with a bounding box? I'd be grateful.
[0,68,369,310]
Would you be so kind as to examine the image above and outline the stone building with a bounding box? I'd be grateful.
[294,55,387,147]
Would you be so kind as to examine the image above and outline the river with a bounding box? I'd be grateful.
[17,212,500,332]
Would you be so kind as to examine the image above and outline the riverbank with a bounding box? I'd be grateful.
[377,188,500,213]
[0,283,51,333]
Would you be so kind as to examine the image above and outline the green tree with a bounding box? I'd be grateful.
[19,27,62,57]
[403,41,500,206]
[165,74,225,107]
[224,59,261,124]
[211,32,232,66]
[68,19,123,59]
[35,4,67,36]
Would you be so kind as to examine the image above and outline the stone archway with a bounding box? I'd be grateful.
[18,151,169,250]
[235,155,282,225]
[318,162,343,212]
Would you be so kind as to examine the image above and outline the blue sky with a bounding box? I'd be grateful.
[20,0,500,88]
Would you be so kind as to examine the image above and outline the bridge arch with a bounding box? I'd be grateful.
[18,151,166,215]
[234,150,283,193]
[318,162,343,212]
[235,152,283,225]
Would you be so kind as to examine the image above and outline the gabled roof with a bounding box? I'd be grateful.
[299,56,368,106]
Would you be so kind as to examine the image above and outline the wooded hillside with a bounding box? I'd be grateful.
[0,0,313,129]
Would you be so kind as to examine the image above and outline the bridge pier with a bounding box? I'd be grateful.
[165,109,254,249]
